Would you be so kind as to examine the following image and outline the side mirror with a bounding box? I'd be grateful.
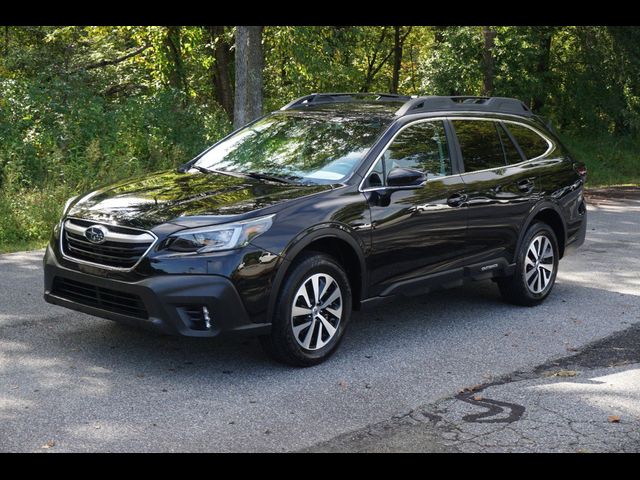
[387,167,426,187]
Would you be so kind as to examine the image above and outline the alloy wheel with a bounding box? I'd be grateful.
[525,235,555,294]
[291,273,343,350]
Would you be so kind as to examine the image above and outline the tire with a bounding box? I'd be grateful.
[259,251,352,367]
[497,222,559,307]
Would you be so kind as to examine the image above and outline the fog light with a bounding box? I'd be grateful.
[203,306,211,329]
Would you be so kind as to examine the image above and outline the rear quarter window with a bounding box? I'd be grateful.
[505,123,550,160]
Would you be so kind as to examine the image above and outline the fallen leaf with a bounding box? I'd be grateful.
[472,395,484,401]
[608,415,620,423]
[41,440,55,449]
[566,347,579,352]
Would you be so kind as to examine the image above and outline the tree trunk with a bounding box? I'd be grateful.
[208,26,234,122]
[391,26,412,94]
[532,28,554,112]
[234,26,264,129]
[391,26,402,94]
[482,26,496,96]
[164,26,188,99]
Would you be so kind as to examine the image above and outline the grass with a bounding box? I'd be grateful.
[562,134,640,187]
[0,133,637,255]
[0,239,47,254]
[0,185,75,254]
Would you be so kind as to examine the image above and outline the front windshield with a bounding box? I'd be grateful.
[194,112,391,184]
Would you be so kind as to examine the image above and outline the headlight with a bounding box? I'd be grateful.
[162,214,275,253]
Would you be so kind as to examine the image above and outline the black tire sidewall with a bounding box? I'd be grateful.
[271,253,352,365]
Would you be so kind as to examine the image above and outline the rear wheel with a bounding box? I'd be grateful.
[497,222,559,306]
[259,252,352,367]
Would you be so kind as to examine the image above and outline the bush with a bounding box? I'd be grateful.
[0,76,232,252]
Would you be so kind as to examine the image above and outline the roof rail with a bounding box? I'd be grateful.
[395,96,533,117]
[280,92,413,110]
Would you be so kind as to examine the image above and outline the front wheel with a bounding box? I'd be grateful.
[497,222,559,306]
[259,252,352,367]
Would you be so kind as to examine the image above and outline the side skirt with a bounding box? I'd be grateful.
[359,259,515,311]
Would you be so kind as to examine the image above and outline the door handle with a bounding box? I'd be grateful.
[517,178,535,193]
[447,193,468,207]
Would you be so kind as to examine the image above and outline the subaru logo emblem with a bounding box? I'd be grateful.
[85,225,108,244]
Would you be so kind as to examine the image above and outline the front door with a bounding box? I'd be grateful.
[362,119,468,297]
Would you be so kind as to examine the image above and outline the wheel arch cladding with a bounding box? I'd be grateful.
[526,207,566,258]
[267,230,367,321]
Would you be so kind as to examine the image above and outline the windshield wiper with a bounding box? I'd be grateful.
[191,165,248,179]
[244,172,297,185]
[191,165,298,185]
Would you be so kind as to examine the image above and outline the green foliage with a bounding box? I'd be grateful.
[562,134,640,187]
[0,25,639,253]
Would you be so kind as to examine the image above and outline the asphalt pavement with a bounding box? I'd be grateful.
[1,196,639,452]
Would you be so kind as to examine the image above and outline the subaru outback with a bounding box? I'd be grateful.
[44,93,587,366]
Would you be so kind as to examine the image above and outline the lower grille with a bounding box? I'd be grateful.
[51,277,148,319]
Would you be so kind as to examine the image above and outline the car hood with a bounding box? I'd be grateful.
[67,170,332,230]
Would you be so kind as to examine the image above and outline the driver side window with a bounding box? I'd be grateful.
[365,121,451,188]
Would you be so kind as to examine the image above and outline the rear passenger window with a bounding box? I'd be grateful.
[496,123,523,164]
[505,123,550,160]
[452,120,506,172]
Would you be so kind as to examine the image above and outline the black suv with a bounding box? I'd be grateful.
[44,93,587,366]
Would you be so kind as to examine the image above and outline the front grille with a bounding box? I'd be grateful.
[61,218,155,270]
[52,277,148,319]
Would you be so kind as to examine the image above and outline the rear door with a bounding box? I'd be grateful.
[451,118,543,267]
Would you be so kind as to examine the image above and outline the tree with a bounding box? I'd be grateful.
[162,26,188,98]
[531,26,554,111]
[208,26,234,122]
[391,26,412,93]
[234,26,264,129]
[481,26,496,96]
[360,27,394,92]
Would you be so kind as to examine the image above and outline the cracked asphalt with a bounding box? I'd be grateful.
[306,325,640,453]
[1,196,639,452]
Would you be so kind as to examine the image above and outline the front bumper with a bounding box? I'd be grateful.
[43,245,270,337]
